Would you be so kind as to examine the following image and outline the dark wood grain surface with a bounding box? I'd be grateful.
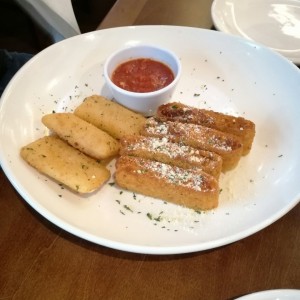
[1,0,299,299]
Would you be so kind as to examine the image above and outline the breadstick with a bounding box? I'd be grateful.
[20,136,110,193]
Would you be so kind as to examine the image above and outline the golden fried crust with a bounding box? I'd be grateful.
[141,118,243,171]
[157,102,255,155]
[42,113,120,160]
[115,156,219,210]
[120,135,222,179]
[20,136,110,193]
[74,95,146,139]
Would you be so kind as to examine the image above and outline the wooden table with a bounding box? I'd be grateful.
[1,0,299,299]
[98,0,214,29]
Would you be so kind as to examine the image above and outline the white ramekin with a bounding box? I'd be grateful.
[103,44,181,116]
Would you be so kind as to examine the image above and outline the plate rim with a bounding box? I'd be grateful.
[211,0,300,64]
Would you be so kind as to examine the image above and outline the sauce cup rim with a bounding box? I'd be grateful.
[103,44,181,97]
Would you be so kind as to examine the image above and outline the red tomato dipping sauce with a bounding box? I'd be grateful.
[111,58,174,93]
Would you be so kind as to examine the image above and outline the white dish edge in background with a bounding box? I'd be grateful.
[211,0,300,64]
[236,289,300,300]
[0,26,300,254]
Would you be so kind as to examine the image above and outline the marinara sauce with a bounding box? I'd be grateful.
[111,58,174,93]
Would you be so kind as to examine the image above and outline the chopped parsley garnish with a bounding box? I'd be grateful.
[146,213,153,220]
[124,205,133,212]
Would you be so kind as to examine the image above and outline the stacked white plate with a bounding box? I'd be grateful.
[212,0,300,64]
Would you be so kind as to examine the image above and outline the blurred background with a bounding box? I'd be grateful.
[0,0,117,54]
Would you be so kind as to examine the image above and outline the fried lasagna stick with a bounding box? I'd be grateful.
[141,118,243,171]
[157,102,255,155]
[115,156,219,211]
[120,135,222,179]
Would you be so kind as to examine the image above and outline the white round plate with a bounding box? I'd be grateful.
[236,289,300,300]
[211,0,300,64]
[0,26,299,255]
